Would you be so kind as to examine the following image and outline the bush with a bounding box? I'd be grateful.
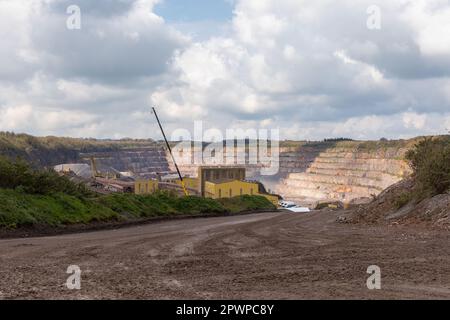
[405,136,450,200]
[394,192,412,209]
[218,195,276,213]
[0,156,90,197]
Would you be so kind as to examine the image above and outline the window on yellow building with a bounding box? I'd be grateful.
[229,189,232,197]
[240,188,243,195]
[219,189,222,198]
[250,188,253,195]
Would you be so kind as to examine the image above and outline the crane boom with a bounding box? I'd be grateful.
[152,107,189,196]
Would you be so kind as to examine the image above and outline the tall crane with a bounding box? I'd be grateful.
[152,106,189,196]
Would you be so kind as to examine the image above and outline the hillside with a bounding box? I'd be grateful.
[0,132,162,167]
[346,136,450,229]
[0,132,436,206]
[0,155,275,235]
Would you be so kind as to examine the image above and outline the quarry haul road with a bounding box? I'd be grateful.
[1,211,449,299]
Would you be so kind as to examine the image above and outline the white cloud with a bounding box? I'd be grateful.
[0,105,34,131]
[402,0,450,56]
[402,111,427,130]
[0,0,449,140]
[148,0,450,140]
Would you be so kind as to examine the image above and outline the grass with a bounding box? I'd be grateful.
[218,195,276,213]
[0,189,276,230]
[0,189,119,229]
[0,156,276,230]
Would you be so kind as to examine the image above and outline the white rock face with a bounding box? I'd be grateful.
[274,147,412,206]
[168,142,412,207]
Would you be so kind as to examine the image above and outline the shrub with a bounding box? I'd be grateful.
[218,195,276,213]
[405,136,450,200]
[394,192,412,209]
[0,156,90,197]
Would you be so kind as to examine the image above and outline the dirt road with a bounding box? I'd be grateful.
[1,211,449,299]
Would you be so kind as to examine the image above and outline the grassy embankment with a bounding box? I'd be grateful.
[0,156,275,230]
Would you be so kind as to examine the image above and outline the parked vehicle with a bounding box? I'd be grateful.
[279,200,295,208]
[279,200,311,213]
[285,206,310,213]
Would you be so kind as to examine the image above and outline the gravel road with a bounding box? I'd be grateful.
[1,211,449,299]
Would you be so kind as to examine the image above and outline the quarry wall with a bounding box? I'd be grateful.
[0,133,414,206]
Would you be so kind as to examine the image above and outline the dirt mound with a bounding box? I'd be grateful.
[346,178,450,229]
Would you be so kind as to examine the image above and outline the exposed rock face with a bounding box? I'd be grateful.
[274,146,411,206]
[0,133,171,177]
[81,147,170,176]
[84,141,412,206]
[0,133,414,205]
[169,141,413,206]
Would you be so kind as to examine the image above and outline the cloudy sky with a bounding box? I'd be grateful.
[0,0,449,140]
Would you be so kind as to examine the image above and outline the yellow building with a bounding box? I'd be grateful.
[204,179,279,206]
[173,177,199,190]
[198,166,246,196]
[205,180,257,198]
[135,179,159,195]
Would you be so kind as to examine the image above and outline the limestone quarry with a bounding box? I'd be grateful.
[0,133,416,206]
[169,140,414,207]
[272,144,412,206]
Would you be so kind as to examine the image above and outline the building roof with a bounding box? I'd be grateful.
[205,179,257,186]
[198,166,245,170]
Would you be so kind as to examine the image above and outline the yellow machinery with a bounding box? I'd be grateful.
[152,106,188,196]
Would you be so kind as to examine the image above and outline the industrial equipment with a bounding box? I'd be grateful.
[151,106,189,196]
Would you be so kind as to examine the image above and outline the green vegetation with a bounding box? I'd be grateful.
[0,131,160,167]
[279,138,418,155]
[218,195,276,213]
[0,189,118,229]
[0,156,275,230]
[394,192,413,209]
[405,136,450,201]
[323,138,354,142]
[97,192,228,218]
[0,190,275,230]
[0,156,90,196]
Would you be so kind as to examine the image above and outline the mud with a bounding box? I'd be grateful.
[0,211,449,299]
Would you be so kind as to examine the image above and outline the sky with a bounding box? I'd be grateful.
[0,0,449,141]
